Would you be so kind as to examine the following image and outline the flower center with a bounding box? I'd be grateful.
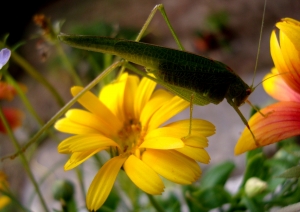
[117,118,143,156]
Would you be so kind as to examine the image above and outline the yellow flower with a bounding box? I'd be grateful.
[55,73,215,211]
[0,171,10,209]
[235,18,300,155]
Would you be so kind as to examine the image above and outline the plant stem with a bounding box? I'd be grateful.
[75,166,86,199]
[0,107,50,212]
[146,193,165,212]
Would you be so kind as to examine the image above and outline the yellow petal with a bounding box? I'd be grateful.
[123,75,140,120]
[60,134,119,153]
[263,68,300,102]
[124,155,164,194]
[58,136,75,154]
[71,86,122,130]
[270,29,300,93]
[142,149,201,184]
[144,126,208,148]
[134,77,157,119]
[65,109,115,135]
[279,31,300,91]
[64,149,102,170]
[184,135,208,148]
[145,127,187,139]
[270,31,289,79]
[164,119,216,137]
[147,96,189,131]
[86,156,127,211]
[55,118,100,135]
[140,136,184,149]
[140,89,174,127]
[175,146,210,164]
[277,18,300,53]
[99,73,128,122]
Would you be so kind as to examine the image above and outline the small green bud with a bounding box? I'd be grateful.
[52,179,74,201]
[245,177,267,197]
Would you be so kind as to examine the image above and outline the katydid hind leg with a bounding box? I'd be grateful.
[134,4,184,50]
[181,93,195,141]
[188,93,194,137]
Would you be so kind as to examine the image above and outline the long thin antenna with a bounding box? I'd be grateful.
[252,0,268,87]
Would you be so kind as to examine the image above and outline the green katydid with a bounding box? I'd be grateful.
[58,3,266,146]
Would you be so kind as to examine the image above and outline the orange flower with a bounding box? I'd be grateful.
[0,82,26,101]
[0,108,23,133]
[235,18,300,155]
[0,82,25,133]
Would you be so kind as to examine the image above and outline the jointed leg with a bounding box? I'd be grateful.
[134,4,184,50]
[226,97,259,147]
[188,93,194,136]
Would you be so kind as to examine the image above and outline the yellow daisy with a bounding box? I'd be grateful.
[55,73,215,211]
[0,171,10,209]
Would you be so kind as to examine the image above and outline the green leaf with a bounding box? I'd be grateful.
[242,195,264,212]
[240,153,266,187]
[190,186,232,210]
[278,166,300,178]
[200,161,235,188]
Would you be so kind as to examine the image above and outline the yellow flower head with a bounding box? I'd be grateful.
[235,18,300,155]
[55,73,215,211]
[0,171,10,209]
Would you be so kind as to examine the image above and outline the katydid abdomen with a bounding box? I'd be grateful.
[59,34,252,108]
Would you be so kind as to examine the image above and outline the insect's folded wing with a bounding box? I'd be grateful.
[158,82,216,106]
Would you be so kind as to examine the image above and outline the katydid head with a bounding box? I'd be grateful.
[226,76,254,107]
[236,87,253,107]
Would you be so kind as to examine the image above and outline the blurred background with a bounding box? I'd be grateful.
[1,0,300,211]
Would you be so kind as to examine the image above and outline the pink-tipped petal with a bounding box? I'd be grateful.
[235,102,300,155]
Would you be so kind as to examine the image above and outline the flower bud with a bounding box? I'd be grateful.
[245,177,267,197]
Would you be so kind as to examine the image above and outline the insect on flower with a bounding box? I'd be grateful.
[58,3,269,147]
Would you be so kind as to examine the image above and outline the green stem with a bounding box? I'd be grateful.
[75,166,86,199]
[1,60,124,161]
[55,43,83,86]
[0,107,50,212]
[146,193,165,212]
[5,73,62,162]
[9,50,65,107]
